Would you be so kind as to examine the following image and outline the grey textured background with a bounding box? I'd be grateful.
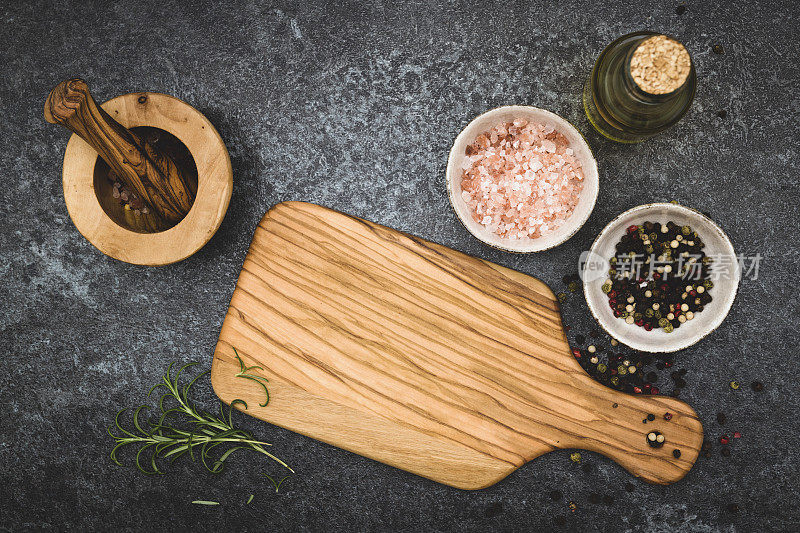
[1,0,798,531]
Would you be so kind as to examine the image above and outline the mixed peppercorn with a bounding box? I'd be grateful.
[602,221,713,332]
[544,272,765,528]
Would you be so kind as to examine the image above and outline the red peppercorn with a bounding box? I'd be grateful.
[627,225,638,233]
[635,319,644,326]
[664,412,673,421]
[664,361,673,368]
[651,387,660,395]
[653,273,661,280]
[643,383,652,391]
[572,348,582,359]
[608,290,617,299]
[644,323,653,331]
[611,368,617,375]
[720,435,729,445]
[733,431,742,439]
[689,290,697,297]
[633,386,642,394]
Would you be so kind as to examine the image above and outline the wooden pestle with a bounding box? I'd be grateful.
[44,79,196,228]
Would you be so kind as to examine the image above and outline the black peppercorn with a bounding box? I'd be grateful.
[575,334,585,345]
[675,4,686,15]
[727,503,739,513]
[712,44,725,54]
[673,449,681,458]
[721,447,731,457]
[751,381,764,392]
[716,109,727,119]
[716,412,726,425]
[549,489,563,501]
[647,413,655,421]
[484,502,503,518]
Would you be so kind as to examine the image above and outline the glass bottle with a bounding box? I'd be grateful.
[583,31,696,143]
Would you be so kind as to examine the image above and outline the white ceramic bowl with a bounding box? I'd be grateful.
[583,203,740,353]
[446,105,599,252]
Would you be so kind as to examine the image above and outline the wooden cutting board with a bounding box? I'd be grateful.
[211,202,703,489]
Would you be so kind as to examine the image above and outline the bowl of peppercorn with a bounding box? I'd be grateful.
[582,203,740,352]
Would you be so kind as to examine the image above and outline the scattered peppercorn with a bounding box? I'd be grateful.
[733,431,742,439]
[568,501,577,512]
[647,413,655,421]
[727,503,739,513]
[729,381,739,390]
[712,44,725,54]
[675,4,686,15]
[549,490,563,501]
[625,482,635,492]
[567,281,579,293]
[575,334,585,345]
[557,292,567,303]
[720,435,729,445]
[647,431,665,448]
[484,502,503,518]
[751,381,764,392]
[612,403,618,408]
[721,447,731,457]
[664,412,673,421]
[570,452,582,463]
[716,109,727,119]
[716,413,727,425]
[673,449,681,458]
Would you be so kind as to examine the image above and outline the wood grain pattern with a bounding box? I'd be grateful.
[46,78,195,227]
[212,202,703,489]
[59,91,232,265]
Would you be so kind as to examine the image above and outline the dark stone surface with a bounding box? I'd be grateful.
[1,0,798,531]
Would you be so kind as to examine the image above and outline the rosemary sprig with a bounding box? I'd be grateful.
[234,348,270,406]
[108,361,293,475]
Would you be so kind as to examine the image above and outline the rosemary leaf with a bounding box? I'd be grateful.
[192,500,220,506]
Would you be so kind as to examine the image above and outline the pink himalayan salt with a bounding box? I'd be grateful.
[460,118,584,240]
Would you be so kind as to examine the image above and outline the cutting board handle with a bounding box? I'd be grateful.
[44,78,195,226]
[553,370,703,484]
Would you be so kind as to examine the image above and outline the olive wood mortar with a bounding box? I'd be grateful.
[212,202,704,490]
[45,78,232,265]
